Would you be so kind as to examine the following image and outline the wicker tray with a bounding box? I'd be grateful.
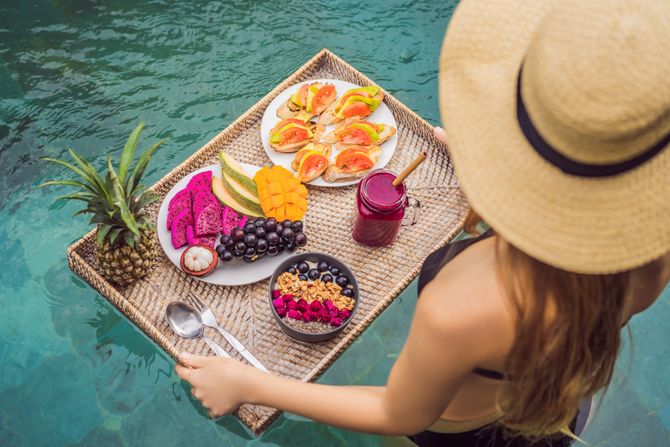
[66,49,469,434]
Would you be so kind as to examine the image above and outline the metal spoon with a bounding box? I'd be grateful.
[165,301,231,358]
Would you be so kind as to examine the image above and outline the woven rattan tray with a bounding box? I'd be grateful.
[66,49,469,434]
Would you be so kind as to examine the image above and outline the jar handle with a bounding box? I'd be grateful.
[401,197,421,226]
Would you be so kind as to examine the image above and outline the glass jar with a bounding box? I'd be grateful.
[352,169,420,247]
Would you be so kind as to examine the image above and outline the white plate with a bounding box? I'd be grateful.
[157,163,297,286]
[260,78,398,187]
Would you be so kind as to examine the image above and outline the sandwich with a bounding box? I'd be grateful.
[269,118,315,153]
[322,145,382,183]
[321,119,396,147]
[318,86,384,126]
[276,82,337,120]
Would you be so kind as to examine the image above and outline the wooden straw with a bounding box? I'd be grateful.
[392,151,427,186]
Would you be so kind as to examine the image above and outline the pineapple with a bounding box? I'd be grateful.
[42,123,164,287]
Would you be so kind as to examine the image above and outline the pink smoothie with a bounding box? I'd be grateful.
[352,170,407,247]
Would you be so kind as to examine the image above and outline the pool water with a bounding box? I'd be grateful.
[0,1,668,445]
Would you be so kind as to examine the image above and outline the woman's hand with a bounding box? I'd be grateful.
[175,352,260,418]
[433,126,449,146]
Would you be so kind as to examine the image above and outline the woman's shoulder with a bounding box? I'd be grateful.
[417,236,516,362]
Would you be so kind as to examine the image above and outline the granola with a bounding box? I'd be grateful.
[276,272,355,311]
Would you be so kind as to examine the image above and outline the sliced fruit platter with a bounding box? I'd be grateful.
[260,79,398,187]
[157,151,309,286]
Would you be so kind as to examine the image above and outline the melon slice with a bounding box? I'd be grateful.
[170,209,193,249]
[222,173,264,216]
[212,176,264,217]
[186,171,213,190]
[219,152,258,195]
[166,189,192,230]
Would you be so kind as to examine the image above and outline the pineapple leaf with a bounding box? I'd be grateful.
[67,149,112,204]
[41,157,104,196]
[108,155,140,236]
[73,208,95,216]
[108,227,122,246]
[97,224,112,246]
[118,122,145,186]
[126,139,164,195]
[134,190,159,211]
[56,192,98,203]
[89,214,114,225]
[124,232,137,249]
[37,179,97,195]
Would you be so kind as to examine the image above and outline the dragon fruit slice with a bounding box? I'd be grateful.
[221,206,243,235]
[191,188,218,216]
[194,202,222,236]
[186,225,218,248]
[170,208,193,249]
[166,188,192,230]
[186,171,213,190]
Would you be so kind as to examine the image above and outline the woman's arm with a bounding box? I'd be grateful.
[176,280,502,435]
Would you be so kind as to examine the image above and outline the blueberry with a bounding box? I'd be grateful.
[297,262,309,273]
[232,248,244,258]
[244,233,257,246]
[321,273,333,283]
[231,227,245,242]
[244,223,256,234]
[317,261,329,272]
[221,250,233,262]
[341,288,355,298]
[292,221,303,232]
[282,219,293,228]
[335,275,350,288]
[216,244,225,255]
[286,241,297,252]
[256,238,268,253]
[294,232,307,247]
[287,267,298,275]
[255,227,266,239]
[243,254,256,263]
[276,244,285,255]
[281,227,294,241]
[298,274,308,281]
[329,266,340,276]
[267,245,279,256]
[266,232,280,246]
[254,218,266,228]
[244,247,256,257]
[307,269,320,280]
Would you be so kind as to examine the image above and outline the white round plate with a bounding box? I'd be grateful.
[260,78,398,187]
[157,163,298,286]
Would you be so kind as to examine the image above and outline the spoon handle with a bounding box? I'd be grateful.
[202,335,231,358]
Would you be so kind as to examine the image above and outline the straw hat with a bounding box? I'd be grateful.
[439,0,670,274]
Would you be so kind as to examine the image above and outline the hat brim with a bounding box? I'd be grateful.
[439,0,670,273]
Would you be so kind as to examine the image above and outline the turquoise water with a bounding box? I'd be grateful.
[0,1,668,445]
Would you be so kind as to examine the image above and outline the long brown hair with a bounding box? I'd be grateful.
[465,210,633,437]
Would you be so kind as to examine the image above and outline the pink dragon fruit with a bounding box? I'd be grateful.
[186,171,212,190]
[191,188,218,215]
[166,189,192,230]
[185,225,218,247]
[170,209,193,249]
[194,202,222,236]
[221,206,249,236]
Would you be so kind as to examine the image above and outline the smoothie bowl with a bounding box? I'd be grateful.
[269,253,359,342]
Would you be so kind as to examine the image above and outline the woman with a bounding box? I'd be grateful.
[176,0,670,445]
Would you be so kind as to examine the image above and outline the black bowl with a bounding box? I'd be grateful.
[268,252,359,343]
